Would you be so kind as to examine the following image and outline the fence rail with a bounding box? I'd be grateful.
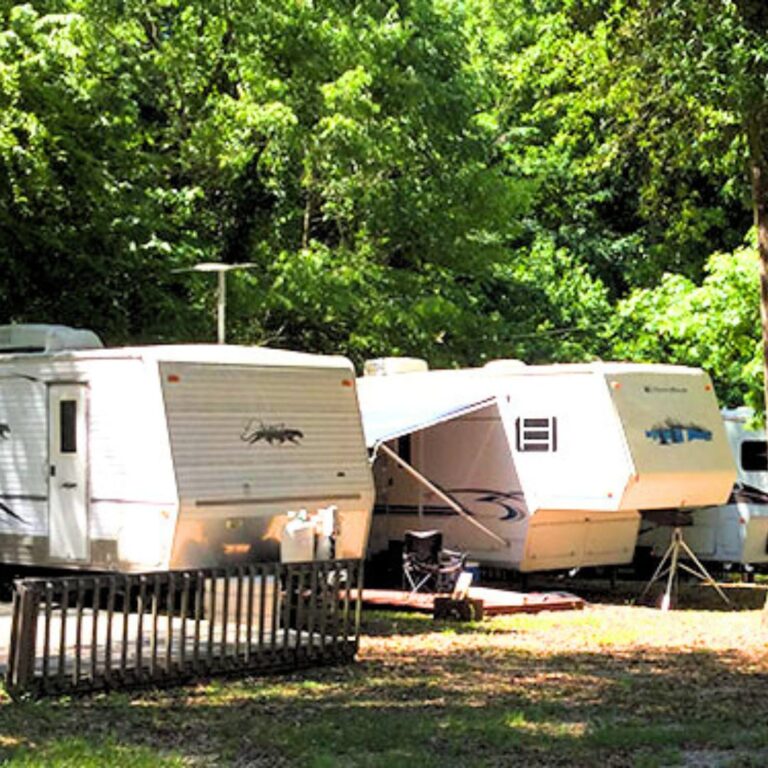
[6,558,363,698]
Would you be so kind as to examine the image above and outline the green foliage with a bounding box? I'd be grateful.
[0,0,616,369]
[611,244,763,413]
[0,0,764,413]
[0,3,205,342]
[465,0,762,296]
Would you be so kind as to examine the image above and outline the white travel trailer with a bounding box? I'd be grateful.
[638,407,768,567]
[359,359,735,572]
[0,325,373,572]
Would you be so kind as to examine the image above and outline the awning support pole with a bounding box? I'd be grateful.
[376,442,507,548]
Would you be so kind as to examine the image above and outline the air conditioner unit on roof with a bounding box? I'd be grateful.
[363,357,429,377]
[0,324,104,354]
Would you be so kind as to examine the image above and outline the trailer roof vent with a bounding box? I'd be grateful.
[483,359,527,374]
[363,357,429,377]
[0,324,104,354]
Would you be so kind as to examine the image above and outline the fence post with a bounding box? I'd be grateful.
[7,581,41,696]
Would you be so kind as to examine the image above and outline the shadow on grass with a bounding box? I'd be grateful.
[0,624,766,768]
[516,576,768,613]
[361,609,487,637]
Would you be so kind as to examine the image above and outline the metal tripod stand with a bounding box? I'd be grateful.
[639,526,730,611]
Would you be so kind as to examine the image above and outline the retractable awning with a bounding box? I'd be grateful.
[356,372,507,548]
[356,372,498,448]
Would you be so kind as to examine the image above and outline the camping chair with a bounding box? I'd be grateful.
[402,530,466,596]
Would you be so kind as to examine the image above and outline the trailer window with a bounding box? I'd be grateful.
[397,434,412,464]
[60,400,77,454]
[741,440,768,472]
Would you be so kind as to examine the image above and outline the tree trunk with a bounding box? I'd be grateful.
[746,112,768,427]
[302,190,313,250]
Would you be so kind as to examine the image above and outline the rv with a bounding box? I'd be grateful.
[638,407,768,568]
[359,359,735,572]
[0,325,373,572]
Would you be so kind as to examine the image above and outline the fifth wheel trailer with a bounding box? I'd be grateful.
[358,359,736,573]
[0,324,373,572]
[637,407,768,567]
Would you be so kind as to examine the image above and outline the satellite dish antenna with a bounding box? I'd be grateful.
[173,263,256,343]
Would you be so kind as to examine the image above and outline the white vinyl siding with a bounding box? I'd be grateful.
[0,358,177,547]
[0,378,47,536]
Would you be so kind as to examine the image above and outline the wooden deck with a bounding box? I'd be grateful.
[361,586,585,616]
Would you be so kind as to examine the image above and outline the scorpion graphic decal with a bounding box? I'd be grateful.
[240,419,304,446]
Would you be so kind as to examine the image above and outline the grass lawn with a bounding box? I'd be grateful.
[0,604,766,767]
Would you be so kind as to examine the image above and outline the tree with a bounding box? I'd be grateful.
[1,0,542,361]
[591,0,768,418]
[611,244,763,412]
[0,4,208,342]
[464,0,750,297]
[12,0,761,383]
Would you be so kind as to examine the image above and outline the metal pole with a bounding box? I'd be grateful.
[377,442,507,547]
[678,538,731,606]
[661,529,681,611]
[217,270,226,344]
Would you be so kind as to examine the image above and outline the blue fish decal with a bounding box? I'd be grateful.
[645,420,712,445]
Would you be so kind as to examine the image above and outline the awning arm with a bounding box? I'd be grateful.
[377,442,508,549]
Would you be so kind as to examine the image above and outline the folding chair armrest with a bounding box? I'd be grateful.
[438,550,466,567]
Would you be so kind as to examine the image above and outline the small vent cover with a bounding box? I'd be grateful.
[363,357,429,377]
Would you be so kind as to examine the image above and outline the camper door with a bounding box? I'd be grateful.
[48,384,89,561]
